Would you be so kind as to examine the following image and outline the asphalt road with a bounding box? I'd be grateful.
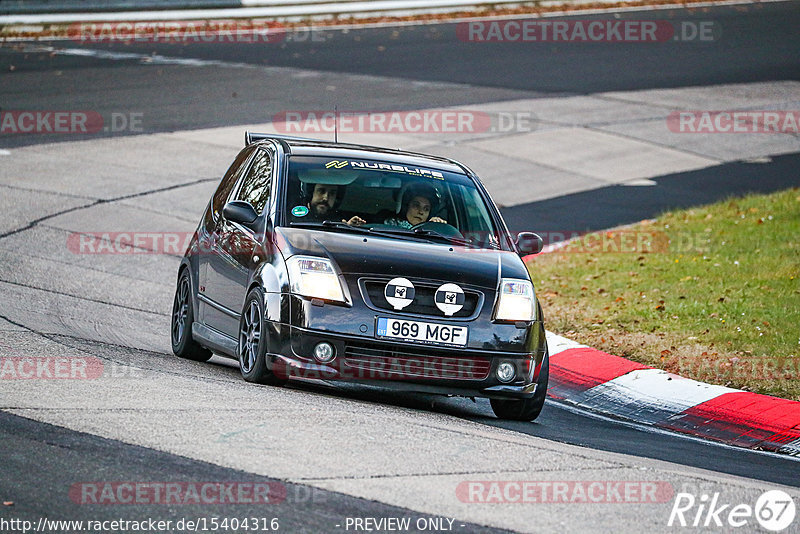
[1,2,799,532]
[503,152,800,237]
[0,411,507,534]
[299,381,800,487]
[2,2,799,147]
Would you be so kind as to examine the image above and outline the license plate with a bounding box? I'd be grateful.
[376,317,468,347]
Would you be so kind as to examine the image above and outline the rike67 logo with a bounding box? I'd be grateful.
[668,490,796,531]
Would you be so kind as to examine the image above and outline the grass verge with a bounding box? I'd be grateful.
[527,187,800,400]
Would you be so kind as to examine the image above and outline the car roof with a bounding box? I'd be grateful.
[245,132,469,175]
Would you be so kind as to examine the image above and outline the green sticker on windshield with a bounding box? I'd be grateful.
[291,205,309,217]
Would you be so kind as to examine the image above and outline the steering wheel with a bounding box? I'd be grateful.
[410,221,464,239]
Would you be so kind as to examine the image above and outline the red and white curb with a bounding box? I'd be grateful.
[544,331,800,456]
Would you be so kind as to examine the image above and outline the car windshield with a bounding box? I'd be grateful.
[283,155,504,250]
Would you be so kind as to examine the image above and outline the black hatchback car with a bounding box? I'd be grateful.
[171,133,548,420]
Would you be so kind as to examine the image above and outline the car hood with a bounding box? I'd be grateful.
[274,227,529,289]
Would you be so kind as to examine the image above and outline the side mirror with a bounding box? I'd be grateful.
[515,232,543,256]
[222,201,258,226]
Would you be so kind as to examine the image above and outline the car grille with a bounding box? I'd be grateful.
[342,342,491,381]
[361,279,482,319]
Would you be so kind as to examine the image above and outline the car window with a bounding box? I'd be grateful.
[212,146,254,219]
[235,149,273,214]
[284,155,505,250]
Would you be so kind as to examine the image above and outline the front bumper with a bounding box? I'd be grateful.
[267,325,543,399]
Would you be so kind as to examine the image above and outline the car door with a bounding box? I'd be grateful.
[198,146,254,330]
[205,147,275,338]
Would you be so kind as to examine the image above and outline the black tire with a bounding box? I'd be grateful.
[238,287,285,386]
[171,270,213,362]
[490,350,549,421]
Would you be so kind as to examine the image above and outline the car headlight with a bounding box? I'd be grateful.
[286,256,347,303]
[494,278,536,322]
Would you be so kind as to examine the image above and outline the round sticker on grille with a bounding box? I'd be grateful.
[385,278,415,310]
[435,283,465,316]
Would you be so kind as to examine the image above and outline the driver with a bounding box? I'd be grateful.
[305,182,365,226]
[384,183,447,229]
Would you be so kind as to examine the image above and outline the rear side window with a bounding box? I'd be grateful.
[212,146,254,219]
[235,149,273,214]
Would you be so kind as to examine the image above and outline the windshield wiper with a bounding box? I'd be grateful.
[289,220,371,234]
[369,225,500,249]
[289,221,421,241]
[356,226,445,242]
[290,221,498,249]
[411,228,478,248]
[413,228,501,250]
[321,220,370,231]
